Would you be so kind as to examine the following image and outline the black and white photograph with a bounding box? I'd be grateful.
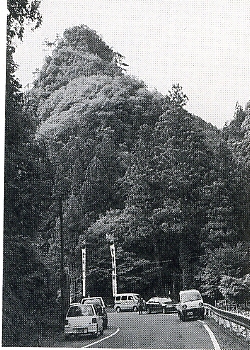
[3,0,250,348]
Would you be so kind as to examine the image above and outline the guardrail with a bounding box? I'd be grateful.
[204,303,250,342]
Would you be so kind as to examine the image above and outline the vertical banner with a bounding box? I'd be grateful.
[82,246,86,297]
[110,242,117,296]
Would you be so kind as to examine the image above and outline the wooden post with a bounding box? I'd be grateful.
[110,242,117,296]
[82,245,86,297]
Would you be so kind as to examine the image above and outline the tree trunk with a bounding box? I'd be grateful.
[59,197,69,329]
[153,237,163,294]
[179,238,193,290]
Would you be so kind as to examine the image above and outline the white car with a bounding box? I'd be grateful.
[64,303,104,339]
[177,289,205,321]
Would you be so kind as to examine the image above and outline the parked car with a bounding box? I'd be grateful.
[146,297,176,314]
[64,303,104,339]
[114,293,141,312]
[81,297,108,329]
[159,297,177,313]
[176,289,205,321]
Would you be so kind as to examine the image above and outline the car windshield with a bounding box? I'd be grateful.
[147,298,155,303]
[159,297,172,303]
[67,305,94,317]
[134,295,140,300]
[83,298,102,305]
[181,292,201,302]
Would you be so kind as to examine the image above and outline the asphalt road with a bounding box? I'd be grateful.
[41,311,249,349]
[86,312,214,349]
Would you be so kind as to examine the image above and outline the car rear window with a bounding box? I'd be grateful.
[83,298,102,305]
[67,305,94,317]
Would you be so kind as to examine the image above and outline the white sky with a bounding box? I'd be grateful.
[13,0,250,128]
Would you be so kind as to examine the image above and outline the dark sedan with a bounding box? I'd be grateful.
[146,297,176,314]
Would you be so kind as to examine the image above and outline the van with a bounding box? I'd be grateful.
[177,289,204,321]
[114,293,140,312]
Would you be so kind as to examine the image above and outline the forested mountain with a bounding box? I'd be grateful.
[4,15,250,346]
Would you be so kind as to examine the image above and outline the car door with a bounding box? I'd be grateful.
[121,295,128,310]
[128,295,135,310]
[157,300,163,313]
[153,299,161,313]
[147,298,157,313]
[151,298,159,313]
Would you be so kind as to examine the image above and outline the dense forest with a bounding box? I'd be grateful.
[3,1,250,346]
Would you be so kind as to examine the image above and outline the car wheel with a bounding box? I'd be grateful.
[133,306,138,312]
[116,307,121,313]
[64,334,70,340]
[147,308,151,314]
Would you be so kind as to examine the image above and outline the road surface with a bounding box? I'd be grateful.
[41,311,248,349]
[86,312,216,348]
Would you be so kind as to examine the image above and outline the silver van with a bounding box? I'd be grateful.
[114,293,140,312]
[177,289,204,321]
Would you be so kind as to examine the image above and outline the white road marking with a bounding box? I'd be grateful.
[200,321,221,350]
[83,327,120,348]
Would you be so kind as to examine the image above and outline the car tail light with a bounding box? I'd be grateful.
[182,304,187,309]
[65,320,68,325]
[199,302,203,307]
[92,318,97,323]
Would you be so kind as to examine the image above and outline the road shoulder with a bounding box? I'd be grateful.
[204,317,250,350]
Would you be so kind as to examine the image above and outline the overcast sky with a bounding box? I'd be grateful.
[13,0,250,129]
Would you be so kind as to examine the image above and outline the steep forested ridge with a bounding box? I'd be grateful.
[4,18,250,346]
[4,1,53,346]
